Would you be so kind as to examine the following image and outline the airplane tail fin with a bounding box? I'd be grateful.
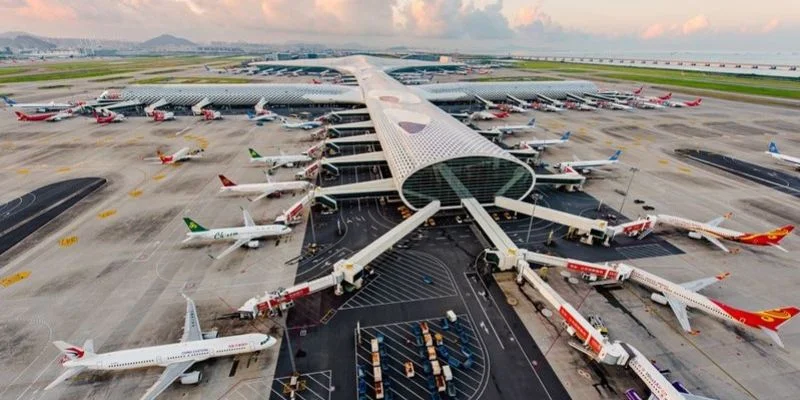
[246,111,255,120]
[609,150,622,161]
[218,175,236,187]
[714,302,800,347]
[204,64,210,71]
[768,141,779,154]
[527,117,536,127]
[248,148,262,159]
[561,131,571,141]
[2,96,15,105]
[183,217,208,233]
[741,224,794,246]
[157,150,169,163]
[53,340,94,360]
[14,111,25,120]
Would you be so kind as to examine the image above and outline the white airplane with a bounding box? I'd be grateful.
[479,118,537,136]
[203,64,227,74]
[554,150,621,174]
[94,110,125,124]
[153,147,204,165]
[200,109,222,121]
[2,96,77,111]
[45,295,276,399]
[474,95,497,109]
[218,174,313,202]
[468,110,500,121]
[569,262,800,348]
[247,111,279,122]
[248,148,313,169]
[765,142,800,168]
[622,213,794,253]
[280,117,323,130]
[629,99,665,110]
[183,208,292,260]
[520,131,571,151]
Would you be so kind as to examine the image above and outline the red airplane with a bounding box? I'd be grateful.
[15,110,71,122]
[201,109,222,120]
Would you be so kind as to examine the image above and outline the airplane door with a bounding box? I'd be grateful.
[156,355,164,365]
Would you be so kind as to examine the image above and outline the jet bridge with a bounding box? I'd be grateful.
[327,120,375,138]
[315,178,398,210]
[321,151,387,175]
[534,171,586,191]
[191,97,212,115]
[254,97,268,114]
[144,98,169,115]
[237,200,440,318]
[461,197,703,400]
[496,196,611,245]
[99,99,142,111]
[332,200,441,293]
[326,133,380,153]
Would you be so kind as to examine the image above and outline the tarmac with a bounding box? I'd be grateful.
[0,63,799,400]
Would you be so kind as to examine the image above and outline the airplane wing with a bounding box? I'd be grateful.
[242,209,255,227]
[680,276,721,292]
[180,295,203,342]
[214,238,249,260]
[139,360,195,400]
[699,232,730,252]
[250,189,278,202]
[268,161,287,170]
[45,366,87,390]
[664,294,693,332]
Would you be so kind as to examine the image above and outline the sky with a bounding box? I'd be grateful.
[0,0,798,53]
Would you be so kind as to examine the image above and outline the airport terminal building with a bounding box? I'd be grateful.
[96,56,598,210]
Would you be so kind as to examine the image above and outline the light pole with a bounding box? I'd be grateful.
[618,167,639,215]
[526,192,540,244]
[272,316,297,374]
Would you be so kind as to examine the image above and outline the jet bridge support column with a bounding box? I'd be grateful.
[462,198,521,271]
[332,200,441,294]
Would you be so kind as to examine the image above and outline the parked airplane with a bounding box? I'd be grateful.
[765,142,800,168]
[15,110,73,122]
[247,111,279,122]
[564,100,597,111]
[45,295,276,399]
[248,148,313,169]
[469,111,499,121]
[628,99,665,110]
[94,110,125,124]
[489,110,510,118]
[201,109,222,120]
[569,261,800,347]
[204,64,227,74]
[279,117,323,130]
[154,148,204,165]
[218,174,313,202]
[554,150,621,173]
[183,208,292,259]
[532,101,565,112]
[520,131,571,151]
[664,98,703,108]
[479,118,537,136]
[152,110,175,122]
[2,96,76,111]
[621,213,793,253]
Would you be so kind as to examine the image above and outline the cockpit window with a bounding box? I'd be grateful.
[260,337,271,345]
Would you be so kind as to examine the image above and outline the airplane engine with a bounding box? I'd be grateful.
[286,162,295,167]
[581,169,591,174]
[180,371,202,384]
[650,293,668,305]
[246,240,260,249]
[687,231,703,240]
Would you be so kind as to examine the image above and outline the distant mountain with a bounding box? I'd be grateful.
[0,33,56,50]
[140,34,195,48]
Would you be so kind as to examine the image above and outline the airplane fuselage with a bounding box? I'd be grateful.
[220,181,312,194]
[252,155,312,166]
[187,225,290,242]
[64,334,274,371]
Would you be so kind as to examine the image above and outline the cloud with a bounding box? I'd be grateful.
[681,15,709,35]
[2,0,76,22]
[761,18,779,33]
[640,23,666,39]
[395,0,513,40]
[173,0,205,15]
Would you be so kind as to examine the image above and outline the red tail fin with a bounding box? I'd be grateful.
[713,301,800,331]
[218,175,236,187]
[15,111,25,120]
[739,225,794,246]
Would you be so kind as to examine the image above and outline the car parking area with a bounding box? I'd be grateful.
[355,316,486,400]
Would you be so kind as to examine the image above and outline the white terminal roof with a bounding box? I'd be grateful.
[252,55,533,189]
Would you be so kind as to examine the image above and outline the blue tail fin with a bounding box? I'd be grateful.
[246,111,255,119]
[561,131,571,141]
[768,142,779,154]
[609,150,622,161]
[527,117,536,127]
[2,96,15,105]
